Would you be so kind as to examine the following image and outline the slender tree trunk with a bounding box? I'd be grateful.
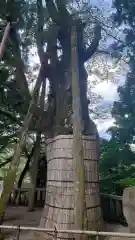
[28,81,46,211]
[14,159,31,205]
[17,149,33,188]
[28,133,41,211]
[71,26,87,240]
[36,155,47,188]
[13,146,34,206]
[0,69,42,224]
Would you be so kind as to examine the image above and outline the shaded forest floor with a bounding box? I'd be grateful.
[1,207,130,239]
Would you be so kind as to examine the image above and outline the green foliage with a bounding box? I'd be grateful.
[100,140,135,195]
[113,0,135,25]
[100,140,134,172]
[109,63,135,144]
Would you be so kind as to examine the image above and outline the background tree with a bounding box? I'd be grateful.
[100,139,135,195]
[110,0,135,144]
[99,0,135,195]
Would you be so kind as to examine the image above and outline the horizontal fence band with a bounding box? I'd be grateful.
[0,225,134,238]
[100,193,122,201]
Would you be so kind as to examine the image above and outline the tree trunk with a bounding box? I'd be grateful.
[26,7,103,240]
[36,155,47,188]
[17,149,33,189]
[28,79,46,211]
[18,164,29,189]
[26,134,103,240]
[27,29,103,240]
[28,134,41,212]
[14,157,31,205]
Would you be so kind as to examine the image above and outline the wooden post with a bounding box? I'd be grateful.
[71,26,87,240]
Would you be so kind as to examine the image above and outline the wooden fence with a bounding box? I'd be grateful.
[8,188,126,225]
[9,188,46,207]
[0,225,134,239]
[100,193,126,225]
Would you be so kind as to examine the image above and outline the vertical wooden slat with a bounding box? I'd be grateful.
[71,26,86,239]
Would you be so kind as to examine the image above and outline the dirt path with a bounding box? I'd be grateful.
[2,207,42,239]
[1,207,130,240]
[106,223,131,240]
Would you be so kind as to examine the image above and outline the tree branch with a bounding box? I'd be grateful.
[55,0,70,23]
[0,157,12,169]
[10,26,30,102]
[0,108,21,125]
[17,145,35,188]
[45,0,59,23]
[36,0,45,63]
[96,49,122,59]
[83,24,101,62]
[0,133,20,153]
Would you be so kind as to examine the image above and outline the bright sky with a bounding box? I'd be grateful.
[87,56,127,139]
[93,81,118,138]
[89,0,127,139]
